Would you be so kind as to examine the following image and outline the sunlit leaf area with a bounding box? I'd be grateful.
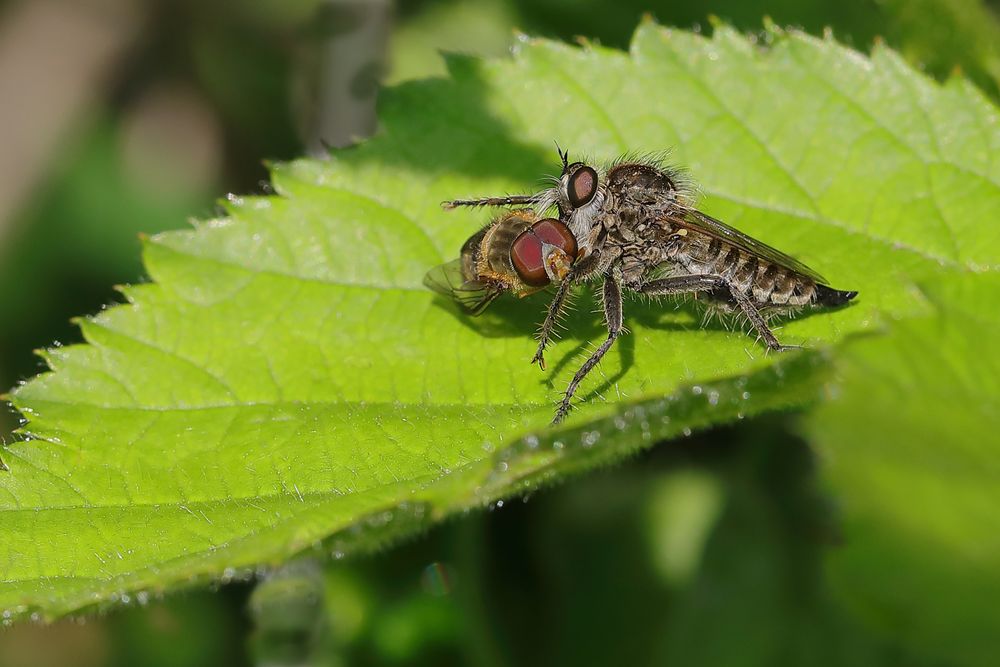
[0,1,997,665]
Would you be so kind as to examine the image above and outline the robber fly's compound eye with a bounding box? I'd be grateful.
[510,218,578,286]
[567,165,599,208]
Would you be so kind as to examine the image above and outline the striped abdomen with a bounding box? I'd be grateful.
[676,233,853,308]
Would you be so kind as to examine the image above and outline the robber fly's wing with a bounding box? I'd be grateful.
[676,209,827,283]
[423,259,503,316]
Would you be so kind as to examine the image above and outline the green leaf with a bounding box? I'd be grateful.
[806,272,1000,666]
[2,21,998,620]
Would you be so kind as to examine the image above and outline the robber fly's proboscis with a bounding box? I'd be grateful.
[425,149,857,424]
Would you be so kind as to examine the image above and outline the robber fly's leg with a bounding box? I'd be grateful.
[441,194,541,210]
[531,252,603,369]
[638,274,797,352]
[553,274,623,424]
[532,278,574,370]
[726,285,800,352]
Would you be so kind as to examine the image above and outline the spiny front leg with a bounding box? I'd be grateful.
[441,194,543,209]
[531,251,603,369]
[531,278,574,370]
[552,273,623,424]
[638,274,798,352]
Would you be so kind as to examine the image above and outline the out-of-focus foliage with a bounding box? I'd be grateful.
[807,273,1000,665]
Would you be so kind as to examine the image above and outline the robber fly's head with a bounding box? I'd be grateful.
[541,148,606,245]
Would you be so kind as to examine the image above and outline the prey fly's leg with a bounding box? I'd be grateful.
[638,274,797,352]
[441,194,543,210]
[553,274,623,424]
[531,251,603,369]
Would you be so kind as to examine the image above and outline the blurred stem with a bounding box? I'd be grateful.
[295,0,392,154]
[249,558,327,667]
[0,0,141,247]
[456,515,509,667]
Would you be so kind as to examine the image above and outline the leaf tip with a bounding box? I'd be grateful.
[28,349,55,374]
[138,232,161,253]
[761,16,783,38]
[442,50,485,78]
[509,27,534,54]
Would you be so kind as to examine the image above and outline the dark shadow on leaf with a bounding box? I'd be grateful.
[427,283,608,341]
[542,338,591,386]
[426,292,545,338]
[427,277,855,409]
[577,329,636,405]
[335,54,560,184]
[627,293,860,336]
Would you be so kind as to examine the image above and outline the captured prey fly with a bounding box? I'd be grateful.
[424,149,857,424]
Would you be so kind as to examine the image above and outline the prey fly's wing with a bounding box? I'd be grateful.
[423,259,503,315]
[676,208,827,283]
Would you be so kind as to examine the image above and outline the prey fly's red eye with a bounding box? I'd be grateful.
[568,166,598,208]
[510,218,578,286]
[511,230,547,286]
[531,218,578,259]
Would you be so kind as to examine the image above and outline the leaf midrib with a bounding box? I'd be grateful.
[0,473,450,516]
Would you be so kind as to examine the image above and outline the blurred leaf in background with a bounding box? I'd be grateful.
[808,273,1000,665]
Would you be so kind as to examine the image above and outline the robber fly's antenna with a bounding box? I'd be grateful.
[555,141,569,171]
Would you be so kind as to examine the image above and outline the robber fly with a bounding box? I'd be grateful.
[426,149,857,424]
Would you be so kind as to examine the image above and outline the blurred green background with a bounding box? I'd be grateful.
[0,0,998,665]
